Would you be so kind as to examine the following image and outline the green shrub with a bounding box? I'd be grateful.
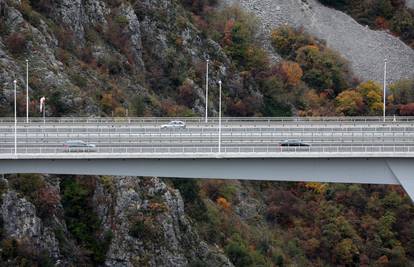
[55,48,71,65]
[270,26,318,60]
[171,179,210,222]
[131,95,146,116]
[0,178,8,201]
[29,0,54,13]
[0,238,54,266]
[70,73,88,88]
[129,217,161,242]
[270,26,351,94]
[296,45,351,94]
[129,220,147,239]
[100,176,116,194]
[8,174,45,202]
[48,90,72,115]
[7,174,60,219]
[61,177,111,265]
[54,26,76,52]
[18,0,42,27]
[114,15,129,27]
[225,236,254,267]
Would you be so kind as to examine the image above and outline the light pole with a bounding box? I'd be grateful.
[205,59,209,123]
[218,80,222,153]
[26,59,29,123]
[383,58,387,122]
[14,80,17,155]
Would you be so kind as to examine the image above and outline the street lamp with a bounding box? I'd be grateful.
[383,58,387,122]
[205,59,209,123]
[218,80,222,153]
[14,80,17,155]
[26,59,29,123]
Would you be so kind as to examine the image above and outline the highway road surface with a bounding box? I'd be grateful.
[0,117,413,154]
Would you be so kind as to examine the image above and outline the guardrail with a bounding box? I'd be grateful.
[1,128,413,140]
[1,145,414,154]
[1,126,414,133]
[0,116,414,124]
[1,131,414,140]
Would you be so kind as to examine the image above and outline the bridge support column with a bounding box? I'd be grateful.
[387,159,414,202]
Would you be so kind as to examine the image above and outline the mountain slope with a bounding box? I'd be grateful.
[0,0,234,117]
[0,175,233,266]
[223,0,414,83]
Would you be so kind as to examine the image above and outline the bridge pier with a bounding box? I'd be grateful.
[387,159,414,202]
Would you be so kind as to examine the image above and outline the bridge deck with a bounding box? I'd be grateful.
[1,117,413,201]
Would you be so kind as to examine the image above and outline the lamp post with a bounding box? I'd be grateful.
[383,58,387,122]
[218,80,222,153]
[205,59,209,123]
[14,80,17,155]
[26,59,29,123]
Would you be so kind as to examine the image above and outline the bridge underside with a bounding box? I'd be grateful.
[1,158,413,201]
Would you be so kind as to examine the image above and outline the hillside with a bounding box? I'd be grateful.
[0,0,239,117]
[222,0,414,83]
[1,174,413,266]
[1,0,414,118]
[0,0,414,266]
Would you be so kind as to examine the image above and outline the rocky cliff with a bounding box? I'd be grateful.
[0,0,232,117]
[222,0,414,83]
[1,0,413,118]
[0,175,232,266]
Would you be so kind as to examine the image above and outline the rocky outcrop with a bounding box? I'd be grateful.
[0,1,83,115]
[1,191,61,262]
[0,0,228,116]
[101,176,232,267]
[0,175,232,265]
[47,0,144,70]
[223,0,414,83]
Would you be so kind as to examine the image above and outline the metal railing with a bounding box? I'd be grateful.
[1,145,414,155]
[0,116,414,124]
[0,123,414,133]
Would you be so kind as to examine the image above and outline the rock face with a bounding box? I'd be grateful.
[0,0,229,116]
[101,176,232,267]
[1,191,62,263]
[223,0,414,83]
[0,175,232,265]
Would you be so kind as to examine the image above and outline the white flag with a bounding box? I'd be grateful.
[40,97,45,113]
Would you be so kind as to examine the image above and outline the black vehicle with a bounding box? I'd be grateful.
[279,139,310,147]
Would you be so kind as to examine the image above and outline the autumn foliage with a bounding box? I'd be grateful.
[279,61,303,86]
[399,103,414,115]
[336,90,364,116]
[216,197,231,209]
[5,32,28,55]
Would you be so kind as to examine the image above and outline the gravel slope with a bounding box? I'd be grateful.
[223,0,414,83]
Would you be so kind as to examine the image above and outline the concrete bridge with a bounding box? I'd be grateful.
[0,116,413,201]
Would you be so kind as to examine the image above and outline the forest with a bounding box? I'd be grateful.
[0,0,413,266]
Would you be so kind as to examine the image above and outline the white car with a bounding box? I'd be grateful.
[63,140,96,152]
[160,120,186,129]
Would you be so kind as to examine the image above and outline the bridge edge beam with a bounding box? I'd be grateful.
[387,159,414,202]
